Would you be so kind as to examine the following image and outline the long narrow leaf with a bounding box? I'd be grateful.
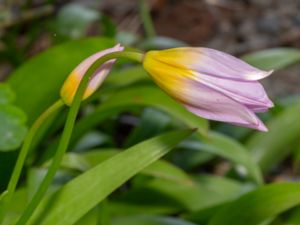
[247,101,300,172]
[243,48,300,70]
[73,86,208,143]
[30,129,193,225]
[200,132,262,184]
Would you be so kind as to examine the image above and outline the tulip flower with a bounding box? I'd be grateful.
[60,44,124,105]
[60,44,273,131]
[142,47,273,131]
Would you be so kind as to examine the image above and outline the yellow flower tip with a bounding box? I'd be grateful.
[142,49,191,102]
[60,44,124,106]
[143,48,195,69]
[60,71,81,105]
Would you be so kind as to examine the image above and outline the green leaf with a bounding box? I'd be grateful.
[142,160,194,186]
[74,206,101,225]
[73,131,113,152]
[73,86,208,143]
[0,191,7,202]
[104,65,149,89]
[116,32,139,46]
[284,206,300,224]
[139,36,188,50]
[184,203,228,225]
[56,3,100,39]
[8,38,115,124]
[0,83,15,104]
[2,188,27,225]
[55,150,195,215]
[115,175,251,213]
[171,141,214,170]
[0,104,27,151]
[65,149,193,185]
[112,215,197,225]
[44,152,91,172]
[101,15,117,38]
[150,176,252,212]
[108,200,179,216]
[0,151,19,190]
[81,149,119,167]
[0,191,8,217]
[30,129,194,225]
[209,183,300,225]
[124,108,171,147]
[0,83,27,151]
[99,87,208,134]
[74,87,261,183]
[199,132,263,184]
[246,101,300,172]
[243,48,300,70]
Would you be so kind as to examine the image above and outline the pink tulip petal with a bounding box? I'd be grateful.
[191,71,274,110]
[247,105,270,113]
[193,48,273,81]
[180,79,267,131]
[143,47,273,131]
[152,48,272,81]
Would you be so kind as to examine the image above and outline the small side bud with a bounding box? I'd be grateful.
[60,44,124,105]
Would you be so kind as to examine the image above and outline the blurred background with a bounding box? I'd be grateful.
[2,1,300,225]
[1,0,300,96]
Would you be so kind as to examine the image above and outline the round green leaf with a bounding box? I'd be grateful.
[0,104,27,151]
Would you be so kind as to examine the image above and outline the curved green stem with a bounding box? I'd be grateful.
[0,100,63,225]
[139,0,155,38]
[15,50,143,225]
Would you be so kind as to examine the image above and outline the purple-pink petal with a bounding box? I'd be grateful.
[190,48,273,81]
[142,47,274,131]
[192,71,273,111]
[182,79,268,131]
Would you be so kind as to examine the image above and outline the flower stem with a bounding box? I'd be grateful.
[139,0,156,38]
[14,50,143,225]
[0,100,64,225]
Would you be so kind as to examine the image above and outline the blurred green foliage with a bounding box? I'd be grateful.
[1,2,300,225]
[0,84,27,152]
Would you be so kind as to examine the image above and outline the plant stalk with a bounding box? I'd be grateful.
[0,100,63,225]
[15,50,143,225]
[139,0,156,38]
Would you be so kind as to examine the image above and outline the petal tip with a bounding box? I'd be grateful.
[263,69,274,78]
[257,124,268,132]
[262,98,274,109]
[267,100,274,108]
[253,119,268,132]
[246,69,273,81]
